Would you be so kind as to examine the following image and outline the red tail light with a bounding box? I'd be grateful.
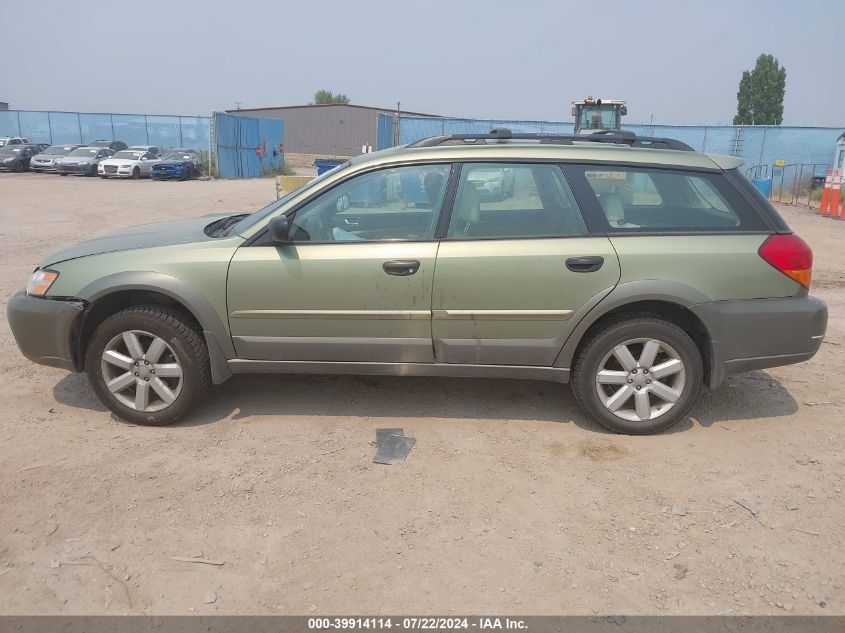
[758,234,813,289]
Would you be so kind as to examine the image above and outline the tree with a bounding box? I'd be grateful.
[733,54,786,125]
[313,90,350,105]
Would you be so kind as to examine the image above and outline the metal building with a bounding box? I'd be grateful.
[227,103,439,157]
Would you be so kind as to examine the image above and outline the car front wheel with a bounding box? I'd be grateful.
[571,317,703,435]
[85,305,210,426]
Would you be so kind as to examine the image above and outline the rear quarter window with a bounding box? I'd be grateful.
[569,165,768,233]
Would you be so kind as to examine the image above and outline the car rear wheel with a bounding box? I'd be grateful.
[571,316,702,435]
[85,305,210,426]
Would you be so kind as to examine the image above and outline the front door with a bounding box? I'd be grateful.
[227,163,452,363]
[432,162,620,366]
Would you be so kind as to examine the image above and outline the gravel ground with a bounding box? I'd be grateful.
[0,173,842,615]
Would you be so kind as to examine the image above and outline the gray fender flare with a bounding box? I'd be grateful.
[77,271,234,384]
[554,280,715,374]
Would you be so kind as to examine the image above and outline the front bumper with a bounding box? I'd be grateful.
[7,290,85,372]
[151,165,188,180]
[691,295,828,388]
[99,165,136,178]
[56,164,95,175]
[31,160,57,172]
[0,161,21,171]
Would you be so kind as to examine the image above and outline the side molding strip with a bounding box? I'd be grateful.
[227,359,570,383]
[230,309,430,320]
[432,309,573,321]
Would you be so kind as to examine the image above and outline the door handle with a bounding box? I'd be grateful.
[382,260,421,276]
[565,256,604,273]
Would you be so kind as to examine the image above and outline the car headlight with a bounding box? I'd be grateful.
[26,269,59,297]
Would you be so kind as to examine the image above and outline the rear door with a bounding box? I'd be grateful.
[432,162,620,366]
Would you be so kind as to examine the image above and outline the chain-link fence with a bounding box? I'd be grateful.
[377,114,842,200]
[0,110,210,150]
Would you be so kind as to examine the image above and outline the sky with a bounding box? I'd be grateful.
[1,0,841,127]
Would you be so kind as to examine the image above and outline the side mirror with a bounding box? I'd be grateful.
[268,215,292,243]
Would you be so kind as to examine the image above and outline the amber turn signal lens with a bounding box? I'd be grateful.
[26,270,59,297]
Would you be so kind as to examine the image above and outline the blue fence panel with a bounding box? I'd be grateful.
[376,113,393,150]
[49,112,82,144]
[0,110,211,149]
[111,114,149,147]
[18,111,51,143]
[257,117,284,173]
[0,111,20,137]
[79,113,113,143]
[179,116,210,150]
[146,115,182,148]
[386,115,844,176]
[214,112,284,178]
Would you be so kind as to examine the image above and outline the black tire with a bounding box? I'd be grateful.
[181,166,192,181]
[131,167,140,180]
[571,316,703,435]
[100,175,108,179]
[60,172,68,176]
[85,305,210,426]
[14,162,23,173]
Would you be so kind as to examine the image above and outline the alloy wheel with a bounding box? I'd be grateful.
[100,330,183,412]
[594,337,686,423]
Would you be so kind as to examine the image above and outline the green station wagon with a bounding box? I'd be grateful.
[7,130,828,434]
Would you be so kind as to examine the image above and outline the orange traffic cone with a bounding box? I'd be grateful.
[831,171,843,219]
[820,170,833,215]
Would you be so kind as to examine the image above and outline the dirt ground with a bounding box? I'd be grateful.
[0,173,842,616]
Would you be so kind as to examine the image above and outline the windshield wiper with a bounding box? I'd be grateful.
[204,214,249,238]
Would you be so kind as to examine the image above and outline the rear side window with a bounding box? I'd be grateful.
[573,165,766,232]
[447,163,587,239]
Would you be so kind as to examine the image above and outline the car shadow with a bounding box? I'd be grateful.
[52,368,799,434]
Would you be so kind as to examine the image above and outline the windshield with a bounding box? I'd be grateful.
[112,150,144,159]
[162,151,195,160]
[69,148,99,157]
[577,105,620,130]
[0,147,23,155]
[232,161,351,235]
[44,145,75,155]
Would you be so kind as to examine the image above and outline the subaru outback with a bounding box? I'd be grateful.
[7,130,828,434]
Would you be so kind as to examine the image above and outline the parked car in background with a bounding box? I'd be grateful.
[30,144,83,172]
[98,149,159,179]
[0,137,30,147]
[0,144,41,172]
[90,140,128,152]
[467,165,515,201]
[128,145,161,157]
[150,148,201,181]
[55,146,115,176]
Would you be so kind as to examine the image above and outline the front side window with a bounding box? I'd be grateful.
[579,166,759,231]
[447,163,586,239]
[289,164,450,242]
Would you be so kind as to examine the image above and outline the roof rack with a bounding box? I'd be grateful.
[408,128,694,152]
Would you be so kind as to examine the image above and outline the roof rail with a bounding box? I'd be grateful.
[408,128,694,151]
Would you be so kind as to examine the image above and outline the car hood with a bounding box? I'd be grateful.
[40,213,234,267]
